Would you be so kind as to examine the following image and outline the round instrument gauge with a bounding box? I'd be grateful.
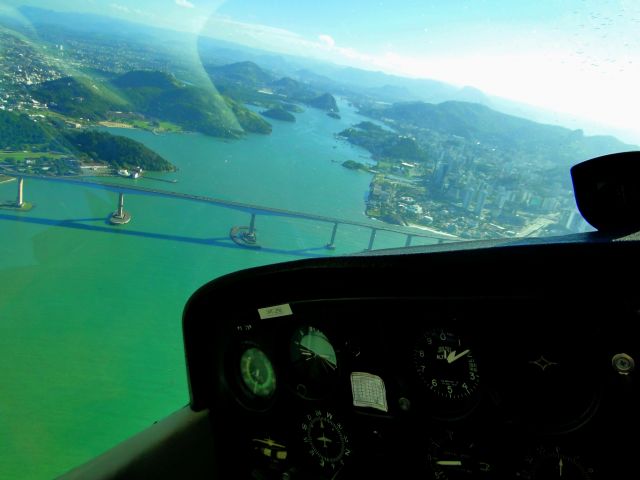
[239,347,276,399]
[500,337,601,433]
[516,446,594,480]
[290,326,338,398]
[301,409,351,472]
[414,329,480,401]
[428,430,494,479]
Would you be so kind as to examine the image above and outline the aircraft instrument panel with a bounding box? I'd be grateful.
[182,241,640,479]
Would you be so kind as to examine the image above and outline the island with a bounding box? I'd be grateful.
[306,93,339,113]
[261,107,296,122]
[341,160,371,172]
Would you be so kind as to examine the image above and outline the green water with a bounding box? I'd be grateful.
[0,100,435,479]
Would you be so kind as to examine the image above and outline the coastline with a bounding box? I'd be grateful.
[366,212,458,240]
[0,175,17,184]
[97,121,135,129]
[96,121,181,136]
[0,167,176,181]
[405,222,459,240]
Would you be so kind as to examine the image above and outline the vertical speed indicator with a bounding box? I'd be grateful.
[414,329,480,401]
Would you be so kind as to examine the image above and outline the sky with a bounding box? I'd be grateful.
[4,0,640,142]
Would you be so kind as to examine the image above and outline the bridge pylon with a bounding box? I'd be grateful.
[326,222,339,250]
[230,213,261,248]
[0,176,33,211]
[109,192,131,225]
[16,177,24,207]
[365,228,378,251]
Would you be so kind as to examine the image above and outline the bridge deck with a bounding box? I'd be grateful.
[0,172,457,241]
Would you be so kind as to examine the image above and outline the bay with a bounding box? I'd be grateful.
[0,99,436,478]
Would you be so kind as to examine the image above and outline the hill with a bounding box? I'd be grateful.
[206,61,276,88]
[0,110,175,172]
[223,97,272,134]
[205,62,341,114]
[112,70,181,90]
[62,130,175,171]
[31,71,272,138]
[29,76,126,120]
[306,93,339,112]
[114,70,271,137]
[270,76,316,100]
[271,76,302,91]
[362,101,636,165]
[261,107,295,122]
[294,65,461,104]
[339,122,427,162]
[0,110,61,150]
[268,78,339,112]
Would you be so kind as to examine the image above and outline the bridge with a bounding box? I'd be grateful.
[0,172,457,251]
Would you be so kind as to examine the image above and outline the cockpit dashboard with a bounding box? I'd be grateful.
[182,238,640,479]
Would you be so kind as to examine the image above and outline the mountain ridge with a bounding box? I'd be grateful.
[30,70,272,138]
[359,100,637,166]
[12,6,638,142]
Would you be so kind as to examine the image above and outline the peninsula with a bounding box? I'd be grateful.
[0,110,175,177]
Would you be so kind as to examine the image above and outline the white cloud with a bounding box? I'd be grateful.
[201,15,304,45]
[109,3,130,13]
[176,0,195,8]
[109,3,154,18]
[318,34,335,48]
[200,16,372,65]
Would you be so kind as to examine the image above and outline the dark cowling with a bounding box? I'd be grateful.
[571,150,640,233]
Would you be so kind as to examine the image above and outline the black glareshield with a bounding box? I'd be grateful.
[571,151,640,233]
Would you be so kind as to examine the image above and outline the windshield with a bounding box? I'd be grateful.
[0,1,638,478]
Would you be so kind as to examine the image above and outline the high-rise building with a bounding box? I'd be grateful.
[475,190,487,215]
[463,188,474,210]
[433,161,450,189]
